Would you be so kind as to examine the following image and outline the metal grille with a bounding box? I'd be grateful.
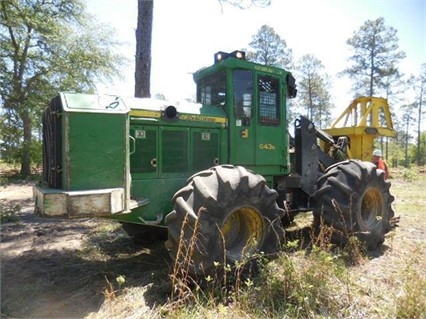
[43,96,63,188]
[162,130,188,173]
[130,128,157,173]
[258,76,280,125]
[192,131,219,171]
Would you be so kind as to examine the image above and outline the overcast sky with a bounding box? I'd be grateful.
[87,0,426,116]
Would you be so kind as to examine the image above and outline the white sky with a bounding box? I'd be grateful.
[87,0,426,118]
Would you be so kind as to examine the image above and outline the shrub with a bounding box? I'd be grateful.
[0,200,21,223]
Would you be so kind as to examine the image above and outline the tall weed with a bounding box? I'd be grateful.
[395,254,426,319]
[246,246,352,318]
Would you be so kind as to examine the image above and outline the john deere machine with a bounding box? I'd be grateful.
[34,50,395,277]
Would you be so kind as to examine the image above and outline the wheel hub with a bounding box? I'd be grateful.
[221,206,264,261]
[360,187,384,229]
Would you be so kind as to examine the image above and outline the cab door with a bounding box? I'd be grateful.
[254,74,286,166]
[230,69,255,165]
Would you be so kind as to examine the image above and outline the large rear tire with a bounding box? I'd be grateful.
[165,165,285,279]
[313,160,395,250]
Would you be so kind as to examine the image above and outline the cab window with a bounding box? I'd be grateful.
[233,70,253,119]
[258,75,280,126]
[196,71,226,106]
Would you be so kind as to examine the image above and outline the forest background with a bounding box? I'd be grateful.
[1,0,425,176]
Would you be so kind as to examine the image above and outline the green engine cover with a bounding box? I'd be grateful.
[60,93,129,191]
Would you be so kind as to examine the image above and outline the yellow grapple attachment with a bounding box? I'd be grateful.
[322,97,396,161]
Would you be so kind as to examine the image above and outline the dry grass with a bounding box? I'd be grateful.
[111,168,426,319]
[117,168,425,319]
[1,166,425,318]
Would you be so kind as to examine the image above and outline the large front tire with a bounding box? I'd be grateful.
[313,160,395,250]
[165,165,285,278]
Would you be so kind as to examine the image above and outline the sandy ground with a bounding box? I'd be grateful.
[0,181,170,318]
[1,182,93,256]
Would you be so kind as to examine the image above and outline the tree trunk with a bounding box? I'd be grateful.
[405,117,409,167]
[417,86,423,165]
[20,111,32,177]
[369,52,374,96]
[134,0,153,98]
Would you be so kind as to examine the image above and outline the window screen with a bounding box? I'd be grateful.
[258,76,280,125]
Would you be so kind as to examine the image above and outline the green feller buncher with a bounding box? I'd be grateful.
[34,50,396,279]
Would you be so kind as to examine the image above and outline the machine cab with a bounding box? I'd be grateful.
[193,50,297,176]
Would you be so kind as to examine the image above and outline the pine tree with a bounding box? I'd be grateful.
[246,25,293,69]
[342,17,405,97]
[296,54,332,128]
[135,0,153,98]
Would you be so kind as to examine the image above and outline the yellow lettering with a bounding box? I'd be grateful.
[258,143,276,150]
